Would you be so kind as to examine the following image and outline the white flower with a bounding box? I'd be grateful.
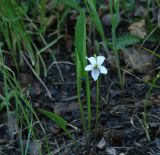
[85,56,107,81]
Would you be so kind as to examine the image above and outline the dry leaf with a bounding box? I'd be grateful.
[128,19,147,39]
[122,46,155,74]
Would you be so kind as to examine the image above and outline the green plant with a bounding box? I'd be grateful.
[0,44,50,154]
[142,47,160,141]
[115,33,141,50]
[61,0,80,9]
[142,73,160,142]
[75,10,108,153]
[84,55,107,131]
[0,0,37,71]
[109,0,123,88]
[75,11,91,151]
[39,109,76,141]
[0,0,64,79]
[85,0,124,87]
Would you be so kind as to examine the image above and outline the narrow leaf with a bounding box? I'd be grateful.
[39,109,68,131]
[60,0,80,9]
[87,0,104,37]
[75,10,87,71]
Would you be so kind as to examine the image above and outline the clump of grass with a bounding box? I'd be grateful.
[0,0,37,71]
[0,44,50,154]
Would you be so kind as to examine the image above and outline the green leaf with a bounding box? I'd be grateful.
[147,33,160,42]
[75,50,82,88]
[112,0,120,30]
[75,10,91,133]
[87,0,105,38]
[75,10,87,73]
[114,0,119,12]
[112,13,120,30]
[60,0,80,9]
[115,33,141,50]
[0,101,5,111]
[39,109,68,131]
[39,109,76,141]
[38,35,63,54]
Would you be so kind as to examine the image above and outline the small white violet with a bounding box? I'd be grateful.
[85,55,107,81]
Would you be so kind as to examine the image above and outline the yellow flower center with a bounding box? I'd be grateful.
[94,64,99,69]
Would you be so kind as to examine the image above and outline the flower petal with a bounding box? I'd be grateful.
[87,57,96,65]
[85,65,93,71]
[99,66,108,74]
[91,68,100,81]
[97,56,105,65]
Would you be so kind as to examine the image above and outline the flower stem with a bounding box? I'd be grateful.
[143,73,159,141]
[86,78,91,135]
[95,79,99,129]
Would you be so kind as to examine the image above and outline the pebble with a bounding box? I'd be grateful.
[97,137,107,150]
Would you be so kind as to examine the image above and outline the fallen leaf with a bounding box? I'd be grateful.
[128,19,147,39]
[122,46,155,74]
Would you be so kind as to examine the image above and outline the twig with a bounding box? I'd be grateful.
[47,61,74,73]
[61,94,84,102]
[23,54,52,99]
